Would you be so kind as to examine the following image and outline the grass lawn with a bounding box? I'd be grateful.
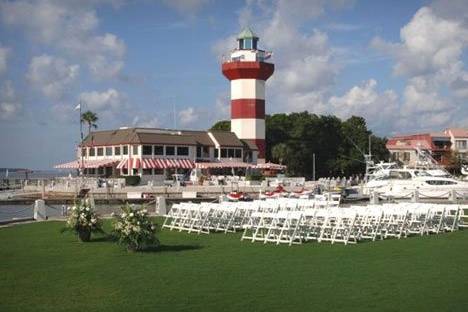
[1,219,467,312]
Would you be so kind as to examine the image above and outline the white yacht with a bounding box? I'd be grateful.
[365,168,468,198]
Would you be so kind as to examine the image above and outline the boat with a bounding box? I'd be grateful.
[365,168,468,198]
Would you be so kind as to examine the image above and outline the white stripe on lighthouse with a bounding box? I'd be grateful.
[231,79,265,100]
[231,119,265,140]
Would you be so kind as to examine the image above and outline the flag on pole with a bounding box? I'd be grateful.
[74,103,81,111]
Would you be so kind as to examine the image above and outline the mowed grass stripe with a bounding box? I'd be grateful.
[0,219,467,312]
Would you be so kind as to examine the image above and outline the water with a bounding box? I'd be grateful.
[0,204,127,223]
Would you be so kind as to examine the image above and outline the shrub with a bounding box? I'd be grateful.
[112,204,159,251]
[64,199,103,242]
[246,173,264,181]
[123,175,141,186]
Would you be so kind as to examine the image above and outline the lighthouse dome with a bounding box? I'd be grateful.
[237,27,259,50]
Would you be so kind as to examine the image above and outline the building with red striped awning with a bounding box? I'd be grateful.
[54,127,258,182]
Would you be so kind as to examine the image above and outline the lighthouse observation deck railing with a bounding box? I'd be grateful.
[222,50,272,63]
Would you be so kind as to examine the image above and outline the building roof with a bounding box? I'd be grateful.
[446,128,468,138]
[241,139,259,151]
[237,27,258,39]
[80,127,245,148]
[209,130,244,147]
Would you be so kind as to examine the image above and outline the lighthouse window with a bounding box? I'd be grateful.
[177,146,189,156]
[244,38,252,49]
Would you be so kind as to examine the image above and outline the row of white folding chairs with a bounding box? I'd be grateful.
[240,203,464,246]
[161,198,341,234]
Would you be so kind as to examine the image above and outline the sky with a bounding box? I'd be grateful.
[1,0,468,169]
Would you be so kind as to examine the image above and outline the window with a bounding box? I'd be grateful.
[105,147,112,156]
[214,149,219,158]
[154,145,164,155]
[165,146,175,156]
[122,168,128,175]
[97,147,104,156]
[81,148,87,157]
[88,168,96,175]
[89,148,95,156]
[123,145,128,155]
[132,145,139,155]
[154,169,164,175]
[143,169,152,175]
[177,146,189,156]
[228,148,235,158]
[197,146,201,158]
[142,145,152,155]
[235,149,242,158]
[455,140,467,149]
[98,167,104,175]
[244,38,252,49]
[221,148,227,158]
[403,152,410,162]
[132,168,138,175]
[114,146,121,156]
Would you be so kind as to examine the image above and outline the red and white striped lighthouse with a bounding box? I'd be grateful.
[222,27,274,164]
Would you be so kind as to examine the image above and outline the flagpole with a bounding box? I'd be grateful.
[79,98,84,177]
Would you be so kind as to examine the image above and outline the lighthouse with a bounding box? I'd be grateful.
[222,27,274,164]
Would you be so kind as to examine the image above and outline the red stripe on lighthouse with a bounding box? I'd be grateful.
[231,99,265,119]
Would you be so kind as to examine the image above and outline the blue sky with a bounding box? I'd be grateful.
[1,0,468,169]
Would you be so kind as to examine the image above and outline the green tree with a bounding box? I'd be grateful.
[211,112,390,179]
[81,111,98,135]
[271,143,289,164]
[210,120,230,131]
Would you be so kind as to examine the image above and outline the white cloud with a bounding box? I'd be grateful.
[80,88,126,112]
[371,5,468,132]
[178,106,199,126]
[132,116,161,128]
[27,54,79,99]
[0,44,9,74]
[0,81,21,120]
[0,0,126,79]
[213,0,348,116]
[329,79,399,133]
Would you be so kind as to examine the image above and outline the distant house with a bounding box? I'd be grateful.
[444,128,468,161]
[386,132,452,166]
[55,127,258,182]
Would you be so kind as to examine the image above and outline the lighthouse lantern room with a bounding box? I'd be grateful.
[222,27,274,164]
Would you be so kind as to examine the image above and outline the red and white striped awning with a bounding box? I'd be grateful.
[254,162,287,170]
[54,159,117,169]
[116,158,141,169]
[141,158,195,169]
[195,161,253,169]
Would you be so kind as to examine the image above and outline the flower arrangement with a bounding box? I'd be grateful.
[112,204,159,251]
[64,199,103,242]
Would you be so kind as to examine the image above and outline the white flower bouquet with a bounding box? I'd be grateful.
[64,199,103,242]
[112,204,159,251]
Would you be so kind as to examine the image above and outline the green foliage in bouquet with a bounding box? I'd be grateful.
[63,199,103,242]
[112,204,159,251]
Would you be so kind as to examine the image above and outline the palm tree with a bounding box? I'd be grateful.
[81,111,98,135]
